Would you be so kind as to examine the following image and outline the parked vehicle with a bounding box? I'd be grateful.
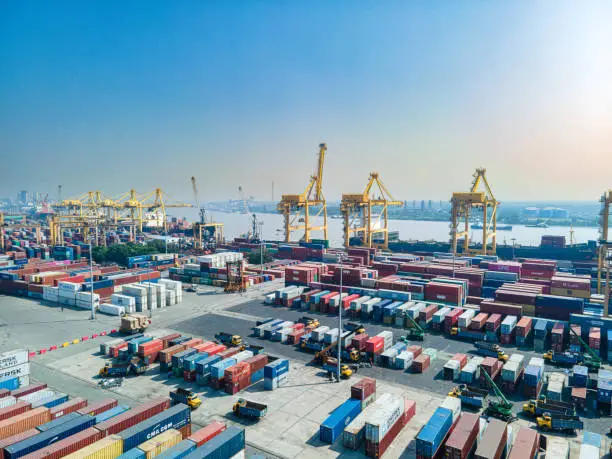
[448,385,488,409]
[523,399,575,417]
[233,399,268,419]
[170,388,201,410]
[475,341,508,362]
[99,362,131,377]
[215,332,242,346]
[536,414,583,432]
[120,314,150,333]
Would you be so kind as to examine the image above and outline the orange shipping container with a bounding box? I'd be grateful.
[0,407,50,440]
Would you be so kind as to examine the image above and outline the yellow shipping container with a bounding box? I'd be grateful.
[63,435,123,459]
[550,287,590,299]
[138,429,182,458]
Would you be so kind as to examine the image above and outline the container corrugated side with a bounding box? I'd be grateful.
[186,422,226,447]
[76,399,118,417]
[183,427,245,459]
[95,398,170,436]
[137,429,182,459]
[153,440,196,459]
[0,408,50,441]
[117,405,190,451]
[19,427,103,459]
[61,435,123,459]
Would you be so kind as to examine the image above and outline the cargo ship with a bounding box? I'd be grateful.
[471,223,513,231]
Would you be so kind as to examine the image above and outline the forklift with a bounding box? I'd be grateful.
[401,315,424,342]
[481,367,515,421]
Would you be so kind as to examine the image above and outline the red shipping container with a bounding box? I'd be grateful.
[351,334,370,352]
[419,305,438,322]
[366,337,384,355]
[445,412,480,459]
[21,427,104,459]
[11,384,47,399]
[515,317,532,337]
[343,294,360,309]
[0,429,38,459]
[470,313,488,330]
[203,344,226,356]
[138,339,163,356]
[48,398,87,420]
[365,399,415,458]
[243,355,269,373]
[485,314,502,332]
[159,345,187,363]
[412,354,430,373]
[507,429,539,459]
[589,327,601,350]
[0,391,8,400]
[426,283,462,304]
[217,347,239,359]
[224,362,251,383]
[159,333,182,348]
[94,398,170,436]
[0,403,31,423]
[451,353,468,369]
[480,301,523,318]
[182,338,203,348]
[407,345,422,358]
[109,342,128,358]
[188,421,227,447]
[351,377,377,401]
[0,407,50,440]
[444,309,464,331]
[224,373,251,395]
[76,399,117,417]
[524,380,543,398]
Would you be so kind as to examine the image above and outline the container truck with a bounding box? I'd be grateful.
[170,388,201,410]
[474,341,508,361]
[522,399,575,417]
[543,351,581,366]
[232,398,268,419]
[448,385,488,409]
[119,314,150,334]
[215,332,242,346]
[536,414,583,433]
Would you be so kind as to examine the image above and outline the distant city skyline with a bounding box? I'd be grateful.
[1,2,611,201]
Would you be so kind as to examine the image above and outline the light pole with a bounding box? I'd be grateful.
[337,254,343,382]
[89,243,95,320]
[259,220,264,275]
[148,269,153,319]
[511,238,516,260]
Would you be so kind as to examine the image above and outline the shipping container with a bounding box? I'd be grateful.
[153,440,196,459]
[0,403,31,423]
[183,426,244,459]
[18,427,103,459]
[95,398,170,436]
[48,398,87,420]
[415,407,453,458]
[474,419,507,459]
[186,422,226,447]
[364,399,415,458]
[444,413,479,459]
[76,400,117,417]
[507,427,539,459]
[36,412,81,432]
[0,408,50,441]
[0,430,38,459]
[137,429,182,459]
[319,399,362,444]
[61,435,122,459]
[117,405,190,451]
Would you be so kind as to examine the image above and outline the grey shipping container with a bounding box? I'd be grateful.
[184,426,245,459]
[118,404,191,451]
[475,419,507,459]
[5,414,95,458]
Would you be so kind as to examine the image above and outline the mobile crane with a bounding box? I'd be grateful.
[313,344,355,378]
[401,315,425,341]
[480,368,515,421]
[569,325,602,370]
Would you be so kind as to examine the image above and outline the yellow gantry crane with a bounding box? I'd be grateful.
[597,190,611,315]
[277,143,328,243]
[340,172,402,249]
[191,177,224,250]
[450,168,498,256]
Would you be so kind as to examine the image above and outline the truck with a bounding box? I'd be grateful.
[542,351,581,366]
[119,314,151,334]
[523,399,576,417]
[344,322,366,334]
[170,388,201,410]
[233,398,268,419]
[215,332,242,347]
[536,414,583,432]
[298,316,320,329]
[448,385,488,409]
[99,362,131,377]
[474,341,508,362]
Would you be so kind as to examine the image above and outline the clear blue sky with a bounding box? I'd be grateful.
[1,1,611,202]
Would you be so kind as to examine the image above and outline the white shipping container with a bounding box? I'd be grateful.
[324,329,340,344]
[440,396,462,422]
[233,351,254,363]
[100,339,125,355]
[501,361,522,382]
[406,303,426,319]
[458,310,475,328]
[0,396,16,409]
[364,396,404,442]
[58,281,81,293]
[529,357,545,369]
[432,307,451,323]
[58,289,77,299]
[509,354,525,366]
[376,331,393,342]
[395,351,414,370]
[19,388,54,404]
[264,293,275,305]
[350,296,370,311]
[579,444,599,459]
[343,394,393,448]
[546,437,570,459]
[99,304,126,316]
[122,285,147,297]
[111,294,136,308]
[311,326,330,342]
[0,363,30,381]
[330,293,348,307]
[0,349,28,371]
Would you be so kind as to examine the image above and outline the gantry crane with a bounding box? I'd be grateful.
[137,188,193,232]
[190,177,224,250]
[598,190,611,315]
[450,168,498,256]
[238,186,251,214]
[340,172,402,249]
[277,143,328,243]
[0,213,43,251]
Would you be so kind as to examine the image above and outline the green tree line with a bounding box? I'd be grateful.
[92,240,175,266]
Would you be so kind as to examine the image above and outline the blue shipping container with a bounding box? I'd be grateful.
[117,448,146,459]
[95,405,130,424]
[250,368,264,384]
[183,353,209,372]
[36,412,82,432]
[6,415,95,459]
[211,359,237,380]
[184,426,245,459]
[0,377,19,391]
[41,393,69,409]
[597,380,612,403]
[118,404,191,451]
[319,399,362,444]
[128,337,153,354]
[155,440,197,459]
[416,407,453,458]
[524,365,542,386]
[536,294,584,309]
[169,336,191,346]
[583,431,602,448]
[263,359,289,379]
[172,349,197,368]
[123,333,145,342]
[195,355,222,376]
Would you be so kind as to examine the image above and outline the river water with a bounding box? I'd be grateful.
[174,210,599,248]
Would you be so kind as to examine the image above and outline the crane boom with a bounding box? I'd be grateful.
[480,367,510,406]
[314,143,326,201]
[191,177,205,224]
[569,325,601,364]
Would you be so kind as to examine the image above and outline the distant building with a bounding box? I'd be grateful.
[428,200,432,209]
[18,190,28,204]
[420,200,425,211]
[539,207,570,219]
[523,207,540,218]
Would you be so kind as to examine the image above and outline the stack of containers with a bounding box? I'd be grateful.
[209,359,237,390]
[551,323,565,353]
[524,357,545,398]
[569,324,582,353]
[579,432,601,459]
[479,357,502,388]
[395,351,414,371]
[159,345,187,373]
[351,334,369,354]
[195,355,223,386]
[415,406,454,459]
[485,314,502,341]
[589,327,601,357]
[57,281,80,307]
[418,304,438,328]
[264,359,289,390]
[444,412,480,459]
[224,362,251,395]
[474,418,507,459]
[469,313,488,331]
[0,349,30,390]
[546,373,566,401]
[343,393,389,451]
[545,437,570,459]
[460,357,483,384]
[443,354,467,381]
[432,307,450,331]
[350,378,377,409]
[444,309,464,333]
[572,365,588,387]
[608,330,612,362]
[501,354,525,393]
[500,316,517,345]
[515,317,532,346]
[122,285,148,312]
[412,353,430,373]
[365,398,415,458]
[596,369,612,409]
[323,328,340,345]
[319,399,362,444]
[533,320,548,353]
[243,355,268,385]
[458,310,475,330]
[379,342,406,368]
[349,296,370,320]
